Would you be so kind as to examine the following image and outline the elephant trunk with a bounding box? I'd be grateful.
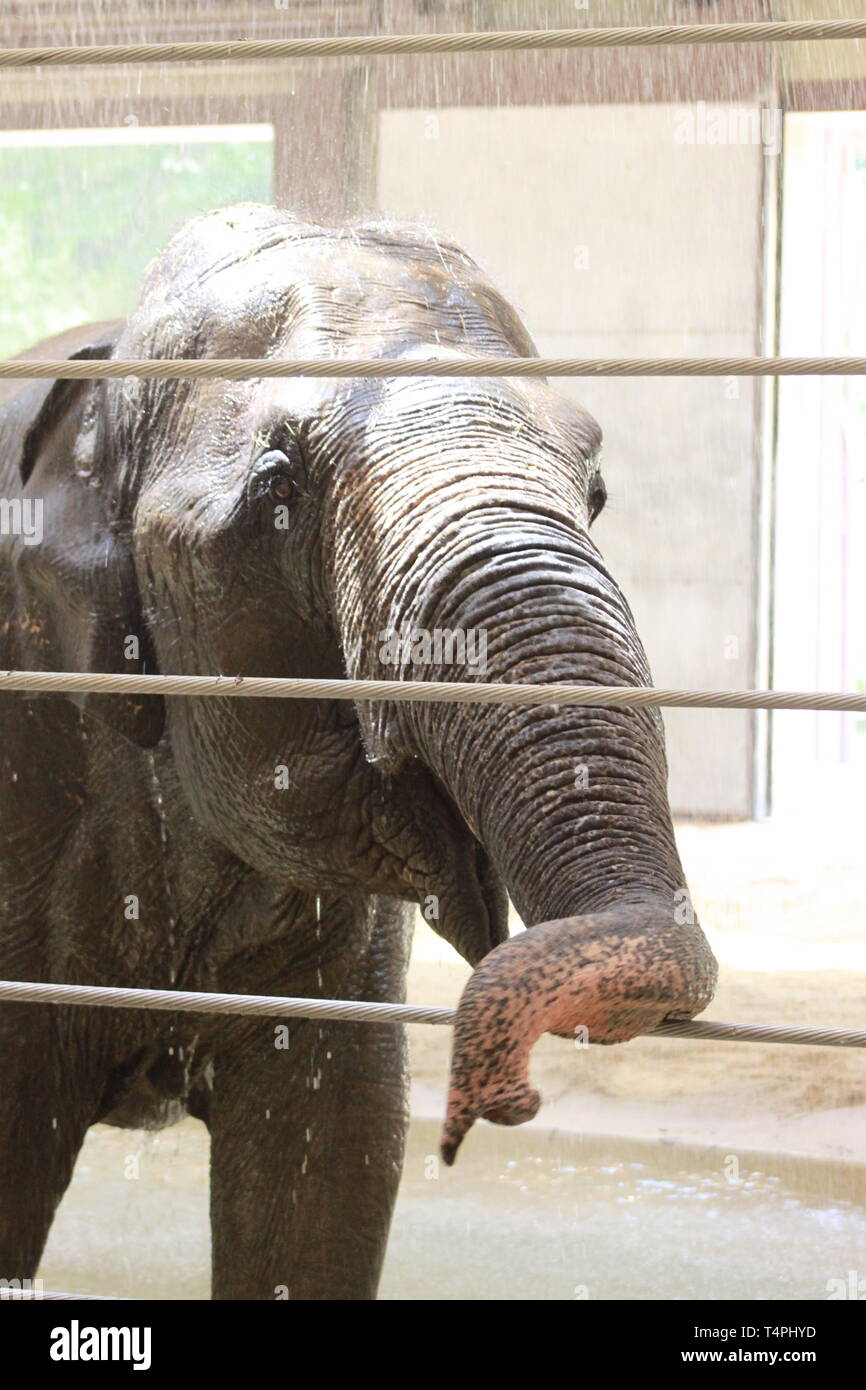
[339,499,717,1161]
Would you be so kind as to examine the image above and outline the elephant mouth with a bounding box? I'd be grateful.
[466,834,511,961]
[401,766,510,967]
[433,818,510,966]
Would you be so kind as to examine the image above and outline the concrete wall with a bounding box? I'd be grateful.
[378,104,767,817]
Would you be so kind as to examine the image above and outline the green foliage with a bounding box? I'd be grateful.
[0,136,272,357]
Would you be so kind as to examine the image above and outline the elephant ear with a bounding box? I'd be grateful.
[12,339,165,747]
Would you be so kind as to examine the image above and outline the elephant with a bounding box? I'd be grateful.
[0,203,717,1300]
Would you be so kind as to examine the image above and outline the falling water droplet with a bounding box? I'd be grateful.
[146,751,179,988]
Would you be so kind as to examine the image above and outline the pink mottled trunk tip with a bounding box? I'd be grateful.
[440,903,717,1165]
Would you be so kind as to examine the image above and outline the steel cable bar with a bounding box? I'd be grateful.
[0,670,864,713]
[1,356,865,381]
[0,978,454,1027]
[0,23,865,68]
[1,979,864,1049]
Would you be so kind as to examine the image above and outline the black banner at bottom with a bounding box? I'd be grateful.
[5,1297,859,1375]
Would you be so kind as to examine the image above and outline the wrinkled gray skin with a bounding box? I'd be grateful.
[0,205,716,1299]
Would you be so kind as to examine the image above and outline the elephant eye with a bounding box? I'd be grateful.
[251,448,301,509]
[587,472,607,525]
[267,472,297,504]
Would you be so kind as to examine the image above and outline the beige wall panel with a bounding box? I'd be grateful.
[378,103,765,816]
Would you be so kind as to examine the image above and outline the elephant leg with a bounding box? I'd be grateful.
[0,1005,105,1281]
[209,895,412,1301]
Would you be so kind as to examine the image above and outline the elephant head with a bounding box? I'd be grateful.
[12,204,717,1161]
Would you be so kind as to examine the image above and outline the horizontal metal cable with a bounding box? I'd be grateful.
[1,356,864,381]
[650,1019,866,1048]
[2,979,864,1049]
[0,978,454,1026]
[0,23,865,68]
[1,670,864,713]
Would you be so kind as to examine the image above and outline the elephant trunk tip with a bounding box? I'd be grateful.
[439,901,717,1164]
[441,1082,540,1167]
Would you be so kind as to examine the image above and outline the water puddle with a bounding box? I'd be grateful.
[36,1118,866,1300]
[386,1126,866,1300]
